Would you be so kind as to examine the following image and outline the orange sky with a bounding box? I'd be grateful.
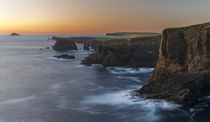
[0,0,210,34]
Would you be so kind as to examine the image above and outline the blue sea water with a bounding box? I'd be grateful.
[0,34,209,122]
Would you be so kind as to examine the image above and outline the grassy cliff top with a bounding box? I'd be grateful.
[96,32,161,41]
[53,32,161,42]
[164,22,210,32]
[106,32,160,38]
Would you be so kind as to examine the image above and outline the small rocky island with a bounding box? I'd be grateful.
[10,33,20,36]
[54,54,75,59]
[139,23,210,104]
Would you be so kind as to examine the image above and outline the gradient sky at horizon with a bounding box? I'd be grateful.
[0,0,210,34]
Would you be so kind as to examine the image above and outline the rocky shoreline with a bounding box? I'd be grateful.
[51,24,210,104]
[52,35,161,68]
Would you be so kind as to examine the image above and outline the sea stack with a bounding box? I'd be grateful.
[139,23,210,104]
[52,37,78,51]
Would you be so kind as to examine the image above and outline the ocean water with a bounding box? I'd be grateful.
[0,34,209,122]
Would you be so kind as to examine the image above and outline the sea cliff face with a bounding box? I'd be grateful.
[82,36,161,68]
[139,23,210,104]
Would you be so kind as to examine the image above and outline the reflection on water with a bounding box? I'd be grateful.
[0,35,208,122]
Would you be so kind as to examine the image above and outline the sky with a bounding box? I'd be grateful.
[0,0,210,34]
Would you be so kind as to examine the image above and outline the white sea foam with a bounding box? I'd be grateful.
[107,67,154,74]
[47,57,74,61]
[83,89,179,109]
[117,76,142,83]
[189,99,210,120]
[51,80,77,90]
[83,90,133,105]
[0,96,36,105]
[88,64,104,69]
[82,89,181,121]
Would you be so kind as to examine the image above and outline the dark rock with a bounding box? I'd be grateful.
[40,47,51,50]
[10,33,20,36]
[54,54,75,59]
[52,37,78,51]
[138,22,210,104]
[83,41,91,50]
[45,47,50,49]
[82,36,161,68]
[52,36,101,51]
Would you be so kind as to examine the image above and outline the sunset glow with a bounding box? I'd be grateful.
[1,0,210,34]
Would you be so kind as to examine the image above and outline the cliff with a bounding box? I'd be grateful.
[82,36,161,68]
[52,37,78,51]
[139,23,210,104]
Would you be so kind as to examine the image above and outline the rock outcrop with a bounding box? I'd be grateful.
[54,54,75,59]
[139,23,210,104]
[82,36,161,68]
[52,37,78,51]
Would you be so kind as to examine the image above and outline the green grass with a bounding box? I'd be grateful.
[95,37,119,41]
[120,33,161,38]
[95,33,161,42]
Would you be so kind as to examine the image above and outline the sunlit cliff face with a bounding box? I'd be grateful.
[0,0,210,34]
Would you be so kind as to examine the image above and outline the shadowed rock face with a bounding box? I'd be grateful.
[82,36,161,68]
[139,23,210,104]
[52,37,78,51]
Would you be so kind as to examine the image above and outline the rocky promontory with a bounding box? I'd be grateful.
[82,36,161,68]
[139,23,210,104]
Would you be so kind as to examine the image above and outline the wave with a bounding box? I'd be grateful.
[81,89,181,121]
[107,67,154,74]
[47,57,74,61]
[189,96,210,121]
[0,96,36,105]
[117,76,142,83]
[82,89,179,108]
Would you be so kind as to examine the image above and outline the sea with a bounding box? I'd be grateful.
[0,34,209,122]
